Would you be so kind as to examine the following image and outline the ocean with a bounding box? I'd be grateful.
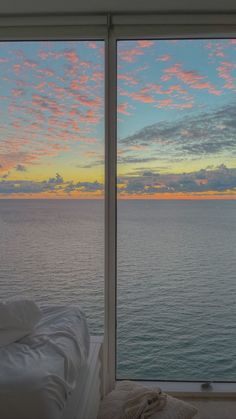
[1,199,236,381]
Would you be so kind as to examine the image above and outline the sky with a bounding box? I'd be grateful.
[0,39,236,199]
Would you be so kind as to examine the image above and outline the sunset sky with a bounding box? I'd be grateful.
[0,39,236,199]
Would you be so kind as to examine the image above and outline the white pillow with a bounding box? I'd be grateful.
[0,300,42,347]
[99,381,197,419]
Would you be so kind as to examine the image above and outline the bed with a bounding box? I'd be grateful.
[0,305,102,419]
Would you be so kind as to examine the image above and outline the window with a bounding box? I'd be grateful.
[117,38,236,381]
[0,40,105,335]
[0,16,236,390]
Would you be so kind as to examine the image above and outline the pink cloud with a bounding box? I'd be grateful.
[70,80,81,91]
[129,92,154,103]
[155,98,173,107]
[119,48,144,63]
[162,64,203,84]
[79,109,101,124]
[37,68,55,77]
[118,73,139,85]
[79,75,89,84]
[217,61,236,90]
[192,82,222,95]
[157,55,171,62]
[120,87,155,103]
[50,143,70,151]
[161,63,222,95]
[155,99,193,109]
[13,64,21,75]
[38,50,62,60]
[117,102,131,116]
[24,59,38,69]
[142,83,187,96]
[64,50,79,64]
[87,42,97,49]
[137,40,154,48]
[72,93,102,109]
[92,72,103,83]
[31,94,64,117]
[12,89,25,97]
[38,50,49,60]
[34,82,46,92]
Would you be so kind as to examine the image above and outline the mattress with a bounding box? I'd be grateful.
[0,305,90,419]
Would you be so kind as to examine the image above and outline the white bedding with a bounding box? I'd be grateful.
[0,305,90,419]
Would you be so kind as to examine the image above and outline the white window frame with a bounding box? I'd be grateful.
[1,13,236,397]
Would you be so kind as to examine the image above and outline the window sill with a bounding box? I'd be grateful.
[127,381,236,398]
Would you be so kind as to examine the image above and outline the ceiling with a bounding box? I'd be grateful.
[1,0,236,16]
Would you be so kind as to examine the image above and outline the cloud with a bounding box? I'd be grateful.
[161,63,222,95]
[217,61,236,91]
[121,103,236,158]
[87,42,97,49]
[120,88,155,104]
[136,40,154,48]
[118,73,139,85]
[64,50,79,63]
[23,59,38,69]
[119,47,144,63]
[157,55,171,62]
[117,102,131,116]
[12,89,25,97]
[15,164,27,172]
[0,174,104,196]
[118,165,236,195]
[48,173,64,184]
[118,156,158,164]
[64,180,103,193]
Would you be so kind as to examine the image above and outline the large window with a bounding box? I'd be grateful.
[1,23,236,388]
[117,38,236,381]
[0,40,104,334]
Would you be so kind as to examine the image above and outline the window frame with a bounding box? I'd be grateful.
[1,13,236,396]
[108,16,236,395]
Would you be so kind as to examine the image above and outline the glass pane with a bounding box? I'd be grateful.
[117,39,236,380]
[0,41,104,334]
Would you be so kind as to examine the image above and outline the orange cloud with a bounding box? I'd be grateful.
[79,109,101,124]
[137,40,154,48]
[117,102,131,115]
[64,50,79,63]
[120,88,155,104]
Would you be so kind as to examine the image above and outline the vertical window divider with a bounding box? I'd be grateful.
[104,19,117,395]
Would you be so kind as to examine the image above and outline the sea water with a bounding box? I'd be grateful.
[1,199,236,381]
